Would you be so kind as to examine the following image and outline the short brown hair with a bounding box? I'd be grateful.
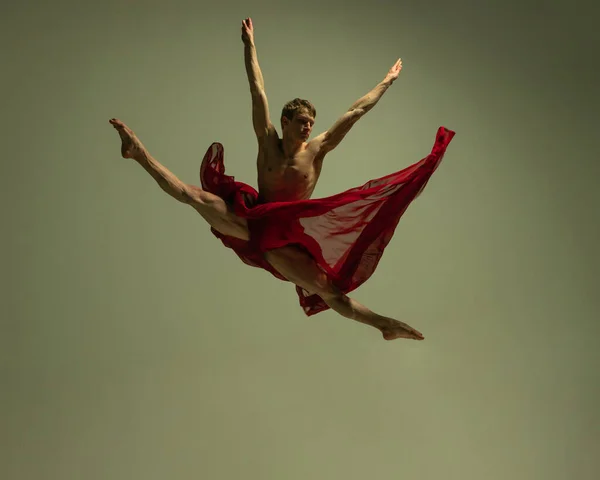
[281,98,316,127]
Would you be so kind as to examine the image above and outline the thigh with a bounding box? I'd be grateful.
[264,246,333,297]
[187,186,250,241]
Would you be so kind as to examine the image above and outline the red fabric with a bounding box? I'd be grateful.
[200,126,455,316]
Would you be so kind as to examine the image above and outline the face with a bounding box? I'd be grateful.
[282,110,315,141]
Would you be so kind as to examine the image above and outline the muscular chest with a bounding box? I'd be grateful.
[258,146,319,201]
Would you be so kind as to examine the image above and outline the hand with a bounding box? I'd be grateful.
[241,17,254,45]
[385,58,403,83]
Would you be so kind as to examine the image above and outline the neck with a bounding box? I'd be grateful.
[281,135,303,158]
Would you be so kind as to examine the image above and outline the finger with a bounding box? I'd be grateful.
[404,324,422,336]
[409,330,423,340]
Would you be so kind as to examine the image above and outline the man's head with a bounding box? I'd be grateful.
[281,98,316,141]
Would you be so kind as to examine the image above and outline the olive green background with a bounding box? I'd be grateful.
[2,0,599,479]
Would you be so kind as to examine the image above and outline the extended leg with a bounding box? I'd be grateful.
[264,246,424,341]
[109,118,249,240]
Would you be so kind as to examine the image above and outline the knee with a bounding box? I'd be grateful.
[159,180,197,205]
[179,188,194,204]
[312,274,342,301]
[184,185,211,206]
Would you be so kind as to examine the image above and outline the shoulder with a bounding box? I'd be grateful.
[256,125,280,147]
[256,127,280,160]
[307,132,329,158]
[307,131,326,150]
[303,133,328,172]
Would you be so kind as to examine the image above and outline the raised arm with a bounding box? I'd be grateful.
[316,59,403,154]
[241,18,274,140]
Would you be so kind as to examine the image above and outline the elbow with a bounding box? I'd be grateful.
[349,108,366,118]
[348,108,365,123]
[250,83,265,97]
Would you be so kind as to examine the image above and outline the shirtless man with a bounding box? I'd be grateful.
[109,17,425,341]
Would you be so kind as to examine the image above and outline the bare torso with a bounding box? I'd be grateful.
[256,132,324,203]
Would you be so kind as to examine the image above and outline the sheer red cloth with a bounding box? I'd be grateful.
[200,126,455,316]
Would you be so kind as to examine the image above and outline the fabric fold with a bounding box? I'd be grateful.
[200,126,455,316]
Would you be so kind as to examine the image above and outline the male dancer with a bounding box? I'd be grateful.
[109,18,455,340]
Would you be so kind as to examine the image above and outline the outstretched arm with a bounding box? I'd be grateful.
[241,18,274,140]
[316,59,402,153]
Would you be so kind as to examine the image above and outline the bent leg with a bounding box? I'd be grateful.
[264,246,424,341]
[109,118,249,241]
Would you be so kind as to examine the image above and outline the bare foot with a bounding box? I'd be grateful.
[109,118,144,159]
[380,320,425,341]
